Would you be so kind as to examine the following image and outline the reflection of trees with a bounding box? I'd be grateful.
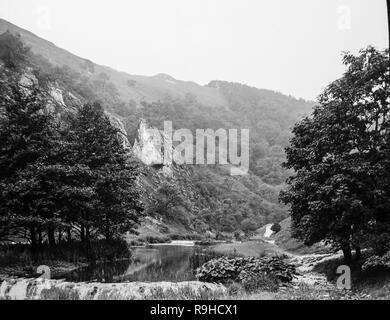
[62,260,130,283]
[61,246,224,283]
[127,246,194,282]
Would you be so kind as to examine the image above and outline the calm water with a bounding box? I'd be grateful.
[55,244,221,283]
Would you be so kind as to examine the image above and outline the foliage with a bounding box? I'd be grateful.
[149,183,187,219]
[195,256,296,284]
[271,223,281,233]
[66,102,144,241]
[0,83,143,252]
[0,31,30,69]
[0,239,130,267]
[240,218,258,234]
[281,47,390,260]
[238,270,279,292]
[125,85,313,186]
[362,252,390,272]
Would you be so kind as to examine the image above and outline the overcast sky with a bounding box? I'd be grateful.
[0,0,388,100]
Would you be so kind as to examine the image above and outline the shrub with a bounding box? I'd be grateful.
[0,31,30,69]
[126,79,136,87]
[241,218,258,234]
[362,252,390,272]
[40,287,80,300]
[129,239,146,246]
[195,240,215,246]
[238,270,279,293]
[169,234,203,241]
[195,256,296,284]
[271,223,282,233]
[143,235,170,244]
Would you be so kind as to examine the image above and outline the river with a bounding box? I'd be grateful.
[53,242,221,283]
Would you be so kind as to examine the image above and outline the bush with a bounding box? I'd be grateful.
[194,240,216,246]
[238,270,279,292]
[195,256,296,284]
[241,218,258,234]
[169,233,203,241]
[143,235,171,244]
[362,252,390,272]
[0,31,30,69]
[271,223,282,233]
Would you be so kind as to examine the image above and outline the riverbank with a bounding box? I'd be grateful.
[210,240,289,258]
[0,261,88,281]
[0,239,131,281]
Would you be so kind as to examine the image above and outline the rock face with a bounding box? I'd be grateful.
[107,113,132,150]
[133,119,164,166]
[132,119,178,175]
[0,278,226,300]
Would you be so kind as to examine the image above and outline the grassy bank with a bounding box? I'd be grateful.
[210,240,288,258]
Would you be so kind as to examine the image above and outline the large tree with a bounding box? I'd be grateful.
[0,84,143,247]
[0,85,60,247]
[281,47,390,261]
[67,102,143,241]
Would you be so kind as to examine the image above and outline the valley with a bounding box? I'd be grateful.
[0,16,389,302]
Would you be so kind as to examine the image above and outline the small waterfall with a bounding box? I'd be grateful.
[0,278,226,300]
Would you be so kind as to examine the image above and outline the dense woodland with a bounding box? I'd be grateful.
[0,32,144,253]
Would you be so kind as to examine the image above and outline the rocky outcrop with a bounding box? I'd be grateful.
[132,119,180,175]
[0,278,226,300]
[107,113,132,150]
[133,119,164,166]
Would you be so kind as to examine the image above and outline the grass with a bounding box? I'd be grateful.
[311,253,390,299]
[210,240,287,258]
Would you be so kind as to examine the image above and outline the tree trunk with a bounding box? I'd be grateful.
[58,228,62,244]
[48,228,56,246]
[80,225,85,242]
[30,226,37,251]
[342,243,352,263]
[354,246,362,260]
[67,228,72,243]
[38,228,42,247]
[86,227,90,244]
[105,213,110,241]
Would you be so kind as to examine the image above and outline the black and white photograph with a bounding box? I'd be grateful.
[0,0,389,307]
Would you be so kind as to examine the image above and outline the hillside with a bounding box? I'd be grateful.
[0,18,315,236]
[0,18,229,109]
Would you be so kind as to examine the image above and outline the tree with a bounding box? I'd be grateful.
[271,223,281,233]
[151,183,186,218]
[68,102,143,241]
[0,31,30,69]
[0,84,95,247]
[0,83,143,247]
[241,218,258,234]
[0,85,55,247]
[281,47,390,262]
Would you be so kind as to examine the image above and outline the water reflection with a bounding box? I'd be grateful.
[56,245,221,283]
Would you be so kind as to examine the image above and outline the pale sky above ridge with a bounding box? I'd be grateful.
[0,0,388,100]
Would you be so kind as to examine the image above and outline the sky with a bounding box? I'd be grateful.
[0,0,388,100]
